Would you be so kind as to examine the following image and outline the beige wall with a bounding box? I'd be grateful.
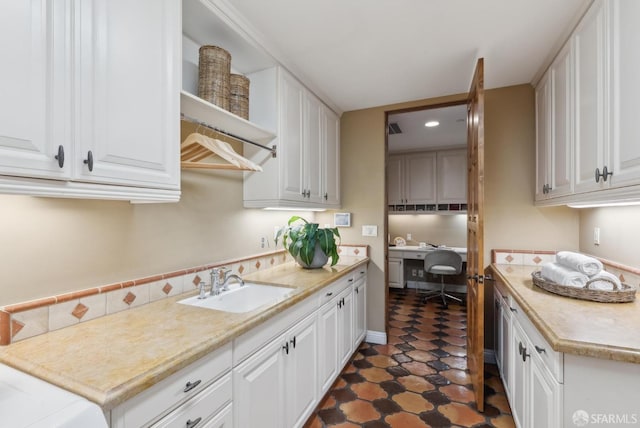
[388,214,467,248]
[0,171,309,306]
[578,206,640,268]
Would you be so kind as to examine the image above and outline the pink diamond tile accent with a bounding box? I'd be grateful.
[270,257,275,265]
[238,265,245,274]
[11,320,25,338]
[72,303,89,320]
[255,260,261,269]
[123,292,136,306]
[192,275,202,286]
[505,255,514,263]
[338,248,343,254]
[533,256,542,264]
[162,283,173,295]
[354,248,360,255]
[506,266,514,273]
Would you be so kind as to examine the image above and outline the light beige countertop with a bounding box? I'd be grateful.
[492,264,640,364]
[0,256,368,410]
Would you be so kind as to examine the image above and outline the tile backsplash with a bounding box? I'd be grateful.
[0,245,368,345]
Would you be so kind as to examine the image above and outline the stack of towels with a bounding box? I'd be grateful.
[540,251,622,291]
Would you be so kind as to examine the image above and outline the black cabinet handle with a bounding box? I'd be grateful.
[54,145,65,168]
[183,379,201,393]
[186,417,202,428]
[535,345,546,354]
[324,192,328,200]
[84,150,94,172]
[326,292,333,296]
[282,342,289,354]
[518,342,529,362]
[291,336,296,349]
[337,300,342,309]
[510,307,517,313]
[595,166,613,183]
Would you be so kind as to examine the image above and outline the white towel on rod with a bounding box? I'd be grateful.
[556,251,603,276]
[540,262,589,287]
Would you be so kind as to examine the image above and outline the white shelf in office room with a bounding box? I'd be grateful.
[180,91,276,145]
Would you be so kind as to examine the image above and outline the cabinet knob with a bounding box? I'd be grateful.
[186,417,202,428]
[534,345,546,354]
[290,336,296,349]
[282,341,290,354]
[324,192,328,200]
[595,166,613,183]
[84,150,94,172]
[518,342,530,362]
[509,307,517,313]
[54,145,65,168]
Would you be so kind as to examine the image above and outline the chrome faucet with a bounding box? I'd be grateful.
[210,267,245,296]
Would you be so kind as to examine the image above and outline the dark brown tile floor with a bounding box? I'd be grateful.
[305,289,515,428]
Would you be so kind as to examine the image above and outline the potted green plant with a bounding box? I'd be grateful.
[275,216,341,268]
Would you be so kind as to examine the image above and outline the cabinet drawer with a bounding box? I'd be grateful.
[317,276,351,307]
[352,267,367,282]
[111,343,232,428]
[511,300,563,382]
[403,251,428,260]
[152,373,232,428]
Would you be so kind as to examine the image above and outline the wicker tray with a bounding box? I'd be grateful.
[531,271,636,303]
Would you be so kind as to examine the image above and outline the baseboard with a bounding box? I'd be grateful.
[365,330,387,345]
[484,349,497,364]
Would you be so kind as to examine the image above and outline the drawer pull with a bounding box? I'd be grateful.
[509,307,517,313]
[326,292,333,296]
[186,417,202,428]
[183,379,201,393]
[348,278,354,282]
[535,345,546,354]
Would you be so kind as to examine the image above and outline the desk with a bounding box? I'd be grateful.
[388,246,467,290]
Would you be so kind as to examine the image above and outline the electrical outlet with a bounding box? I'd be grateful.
[418,270,424,278]
[261,237,266,248]
[594,227,600,245]
[412,269,417,276]
[407,233,412,241]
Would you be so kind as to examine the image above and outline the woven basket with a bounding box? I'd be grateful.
[198,45,231,110]
[531,271,636,303]
[229,74,250,119]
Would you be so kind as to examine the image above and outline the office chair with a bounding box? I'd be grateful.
[422,249,463,308]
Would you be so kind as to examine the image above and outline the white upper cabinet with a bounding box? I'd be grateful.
[437,149,467,204]
[0,0,181,201]
[75,0,181,189]
[536,41,573,201]
[244,67,341,209]
[387,155,404,205]
[0,0,70,180]
[535,0,640,205]
[608,0,640,188]
[573,0,608,195]
[404,152,437,204]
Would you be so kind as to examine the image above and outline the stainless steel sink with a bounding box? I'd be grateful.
[178,283,294,313]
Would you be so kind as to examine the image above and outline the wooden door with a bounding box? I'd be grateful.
[466,58,485,412]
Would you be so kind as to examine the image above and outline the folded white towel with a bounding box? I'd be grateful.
[541,262,589,287]
[587,270,622,291]
[556,251,603,276]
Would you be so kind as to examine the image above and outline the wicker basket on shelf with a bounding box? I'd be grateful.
[229,74,250,119]
[198,45,231,110]
[531,271,636,303]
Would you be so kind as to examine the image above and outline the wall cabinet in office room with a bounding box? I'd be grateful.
[388,153,437,205]
[0,0,181,201]
[437,149,467,204]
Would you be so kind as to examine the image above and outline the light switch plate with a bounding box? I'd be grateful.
[362,225,378,237]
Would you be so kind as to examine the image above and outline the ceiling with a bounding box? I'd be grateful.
[225,0,589,113]
[388,104,468,153]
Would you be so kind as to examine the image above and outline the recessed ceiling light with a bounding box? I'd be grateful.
[425,121,439,127]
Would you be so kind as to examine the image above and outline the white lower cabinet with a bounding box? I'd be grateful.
[388,255,404,289]
[353,270,367,346]
[318,295,339,395]
[337,286,354,369]
[233,312,318,428]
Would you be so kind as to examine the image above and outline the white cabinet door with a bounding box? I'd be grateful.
[0,0,71,180]
[322,106,340,206]
[303,94,323,203]
[549,42,574,198]
[437,149,467,204]
[337,287,354,368]
[353,275,367,346]
[75,0,180,189]
[510,320,528,428]
[574,0,609,194]
[202,404,233,428]
[404,152,437,204]
[499,295,513,400]
[535,72,552,201]
[317,299,339,395]
[608,0,640,189]
[529,353,563,428]
[388,257,404,289]
[286,314,318,428]
[233,333,287,428]
[387,155,404,204]
[279,70,305,201]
